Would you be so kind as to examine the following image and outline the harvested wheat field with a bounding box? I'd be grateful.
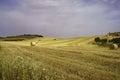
[0,36,120,80]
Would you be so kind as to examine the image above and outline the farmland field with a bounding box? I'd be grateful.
[0,36,120,80]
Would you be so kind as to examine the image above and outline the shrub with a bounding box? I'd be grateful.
[110,38,120,43]
[100,39,107,44]
[94,37,107,44]
[94,37,100,43]
[94,37,108,46]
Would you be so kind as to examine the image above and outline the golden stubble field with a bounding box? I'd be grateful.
[0,36,120,80]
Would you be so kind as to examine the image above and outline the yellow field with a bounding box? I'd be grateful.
[0,36,120,80]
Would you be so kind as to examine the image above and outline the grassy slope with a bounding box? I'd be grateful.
[0,36,120,80]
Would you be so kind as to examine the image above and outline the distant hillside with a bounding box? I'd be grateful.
[0,37,4,39]
[6,34,43,38]
[0,34,43,41]
[108,32,120,36]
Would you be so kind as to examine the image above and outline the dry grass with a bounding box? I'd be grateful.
[0,36,120,80]
[0,50,47,80]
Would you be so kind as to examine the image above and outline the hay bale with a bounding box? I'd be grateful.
[30,42,36,46]
[109,44,118,50]
[53,39,56,40]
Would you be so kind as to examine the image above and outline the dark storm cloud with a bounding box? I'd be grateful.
[0,0,120,38]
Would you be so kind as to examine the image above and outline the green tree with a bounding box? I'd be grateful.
[94,37,100,43]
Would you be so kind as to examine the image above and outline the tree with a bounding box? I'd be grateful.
[94,37,100,43]
[100,39,107,44]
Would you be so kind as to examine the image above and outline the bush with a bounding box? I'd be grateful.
[110,38,120,43]
[100,39,107,44]
[94,37,100,43]
[94,37,107,44]
[94,37,108,46]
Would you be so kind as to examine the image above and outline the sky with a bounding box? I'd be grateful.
[0,0,120,38]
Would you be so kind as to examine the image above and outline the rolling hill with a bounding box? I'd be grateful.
[0,34,43,41]
[0,35,120,80]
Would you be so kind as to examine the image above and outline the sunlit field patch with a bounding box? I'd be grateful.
[0,36,120,80]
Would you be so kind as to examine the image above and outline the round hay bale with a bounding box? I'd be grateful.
[54,39,56,40]
[30,42,36,46]
[109,44,118,50]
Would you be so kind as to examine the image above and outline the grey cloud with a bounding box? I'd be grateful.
[0,0,120,38]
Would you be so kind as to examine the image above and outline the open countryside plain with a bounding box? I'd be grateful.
[0,36,120,80]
